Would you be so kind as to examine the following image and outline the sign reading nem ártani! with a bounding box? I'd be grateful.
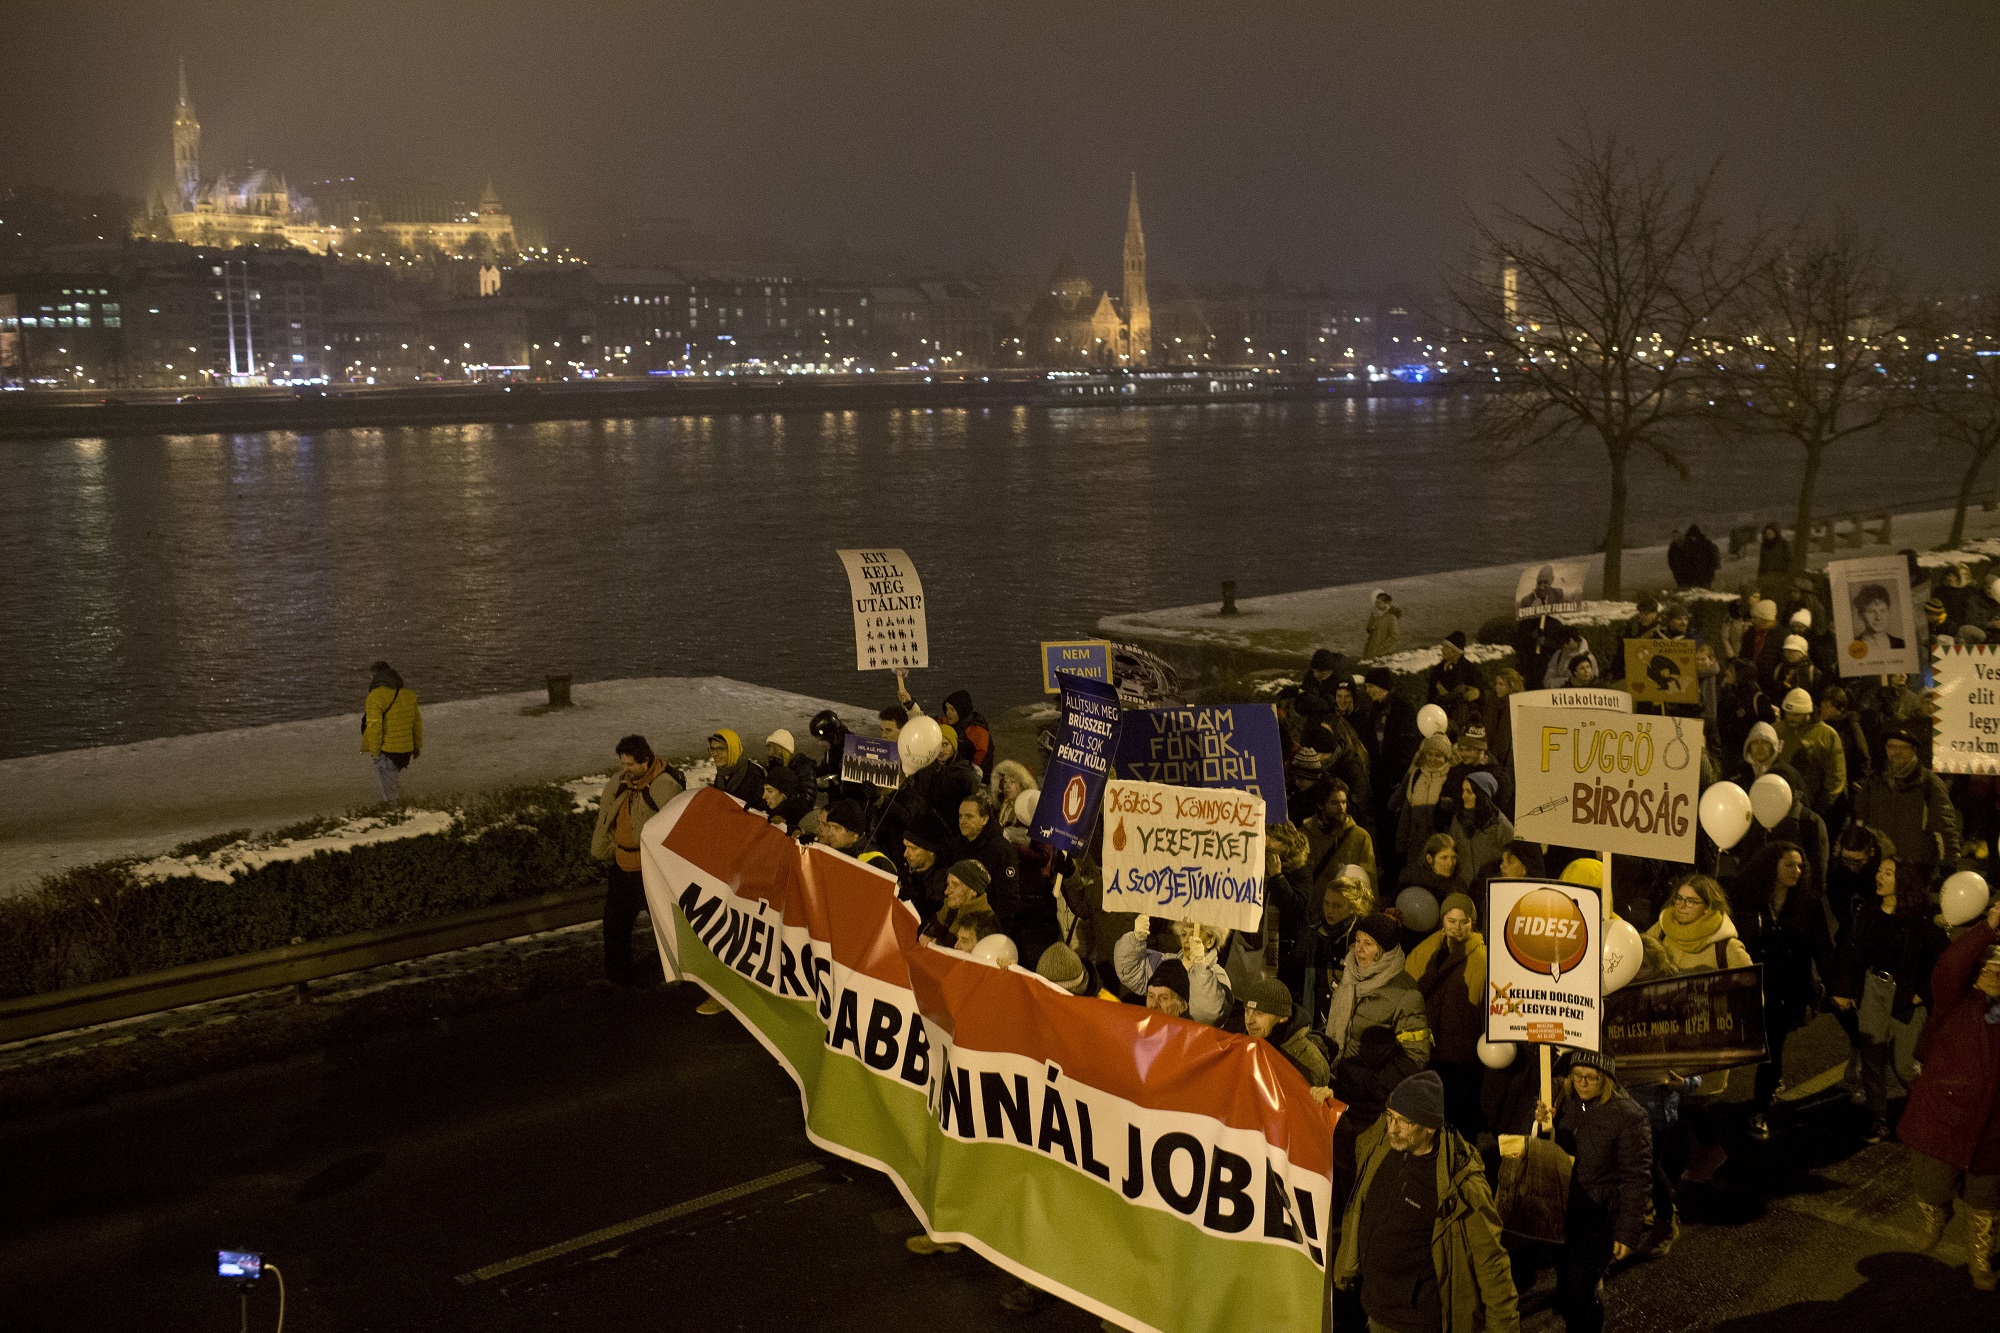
[1485,878,1604,1051]
[640,787,1337,1333]
[836,548,929,671]
[1510,705,1701,863]
[1040,640,1114,693]
[1100,779,1267,934]
[1929,643,2000,774]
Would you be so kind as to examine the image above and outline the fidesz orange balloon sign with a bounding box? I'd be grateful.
[1503,887,1590,980]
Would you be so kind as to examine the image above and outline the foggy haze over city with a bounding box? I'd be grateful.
[3,0,1997,286]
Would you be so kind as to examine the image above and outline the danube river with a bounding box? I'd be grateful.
[0,397,1952,758]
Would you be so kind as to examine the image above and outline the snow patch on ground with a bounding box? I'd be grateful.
[1918,540,2000,569]
[131,810,458,884]
[1364,642,1517,674]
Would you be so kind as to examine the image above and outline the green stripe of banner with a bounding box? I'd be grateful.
[675,915,1325,1333]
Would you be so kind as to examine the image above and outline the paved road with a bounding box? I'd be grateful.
[2,976,1994,1332]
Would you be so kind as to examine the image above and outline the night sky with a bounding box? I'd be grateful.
[2,1,1995,288]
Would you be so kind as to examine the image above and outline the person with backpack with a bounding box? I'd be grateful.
[590,734,686,990]
[360,660,423,804]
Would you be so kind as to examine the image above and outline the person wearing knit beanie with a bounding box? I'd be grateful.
[947,859,991,896]
[1440,891,1478,925]
[1782,633,1809,659]
[1146,958,1192,1016]
[1364,666,1396,692]
[1386,1070,1446,1131]
[1781,687,1813,715]
[1356,912,1400,952]
[1034,942,1090,995]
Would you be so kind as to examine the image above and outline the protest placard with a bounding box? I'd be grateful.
[1929,643,2000,773]
[1623,639,1699,707]
[1827,553,1920,678]
[840,733,902,788]
[1604,965,1768,1076]
[835,548,928,671]
[1100,778,1266,934]
[1039,640,1113,693]
[643,788,1334,1333]
[1510,705,1701,863]
[1510,687,1634,714]
[1112,704,1288,824]
[1515,559,1589,619]
[1031,675,1122,853]
[1485,878,1604,1051]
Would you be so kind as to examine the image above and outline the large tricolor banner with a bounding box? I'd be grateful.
[640,787,1338,1333]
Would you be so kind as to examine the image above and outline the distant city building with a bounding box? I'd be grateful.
[1022,177,1153,366]
[135,62,516,261]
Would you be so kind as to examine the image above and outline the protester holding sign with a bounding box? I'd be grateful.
[1114,916,1232,1025]
[1534,1052,1652,1333]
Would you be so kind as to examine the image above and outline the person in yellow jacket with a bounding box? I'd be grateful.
[361,661,423,804]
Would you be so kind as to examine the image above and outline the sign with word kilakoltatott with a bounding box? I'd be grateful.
[1485,878,1604,1051]
[1510,705,1701,863]
[836,548,928,671]
[1100,779,1266,935]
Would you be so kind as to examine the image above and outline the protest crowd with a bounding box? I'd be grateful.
[588,532,2000,1330]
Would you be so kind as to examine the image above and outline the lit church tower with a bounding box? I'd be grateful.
[173,58,201,210]
[1122,173,1151,365]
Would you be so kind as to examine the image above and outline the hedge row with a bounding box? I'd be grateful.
[0,783,598,1002]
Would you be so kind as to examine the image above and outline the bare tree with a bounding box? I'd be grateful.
[1916,290,2000,548]
[1726,224,1910,578]
[1451,138,1753,598]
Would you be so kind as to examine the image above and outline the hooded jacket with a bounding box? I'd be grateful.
[1334,1119,1520,1333]
[1446,786,1513,892]
[1898,921,2000,1173]
[708,730,768,811]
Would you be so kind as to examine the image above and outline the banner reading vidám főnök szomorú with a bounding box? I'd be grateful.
[640,788,1339,1333]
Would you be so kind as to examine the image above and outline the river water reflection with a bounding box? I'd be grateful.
[0,397,1946,758]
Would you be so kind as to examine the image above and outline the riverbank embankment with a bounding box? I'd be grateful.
[1100,501,2000,671]
[0,676,872,897]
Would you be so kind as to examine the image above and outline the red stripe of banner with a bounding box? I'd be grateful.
[661,787,1339,1175]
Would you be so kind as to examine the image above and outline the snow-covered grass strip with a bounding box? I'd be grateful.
[132,810,459,884]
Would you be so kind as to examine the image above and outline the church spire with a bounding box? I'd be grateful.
[172,58,201,212]
[1122,173,1150,365]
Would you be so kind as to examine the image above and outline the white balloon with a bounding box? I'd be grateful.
[1749,773,1793,830]
[897,716,943,775]
[1395,886,1439,933]
[1477,1037,1517,1069]
[971,933,1019,968]
[1698,782,1753,851]
[1940,870,1991,927]
[1014,789,1040,826]
[1602,916,1644,994]
[1416,703,1450,737]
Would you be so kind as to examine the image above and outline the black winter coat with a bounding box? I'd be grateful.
[1554,1088,1653,1250]
[1834,902,1949,1023]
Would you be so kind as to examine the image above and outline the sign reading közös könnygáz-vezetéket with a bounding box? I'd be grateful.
[1485,878,1604,1051]
[1112,704,1288,825]
[1100,778,1266,934]
[836,548,928,671]
[1032,675,1122,854]
[1510,705,1701,863]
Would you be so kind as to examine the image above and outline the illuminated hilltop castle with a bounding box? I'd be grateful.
[138,60,517,259]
